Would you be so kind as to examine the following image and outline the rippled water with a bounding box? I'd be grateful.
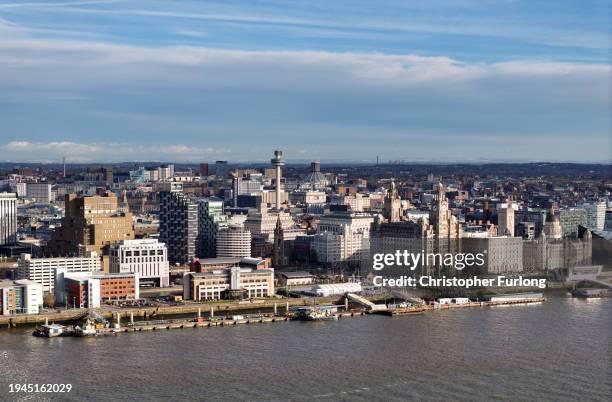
[0,290,610,401]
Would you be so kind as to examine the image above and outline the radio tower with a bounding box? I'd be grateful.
[270,150,285,211]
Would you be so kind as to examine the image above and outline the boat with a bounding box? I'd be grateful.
[291,305,339,321]
[74,318,98,337]
[32,324,65,338]
[380,307,426,316]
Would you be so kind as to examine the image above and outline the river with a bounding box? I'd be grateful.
[0,290,609,401]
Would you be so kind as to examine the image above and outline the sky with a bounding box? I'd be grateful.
[0,0,610,163]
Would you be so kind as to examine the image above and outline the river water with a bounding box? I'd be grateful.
[0,290,609,401]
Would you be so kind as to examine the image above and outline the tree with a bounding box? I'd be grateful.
[43,293,55,308]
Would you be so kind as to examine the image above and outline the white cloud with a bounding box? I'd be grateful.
[0,141,229,163]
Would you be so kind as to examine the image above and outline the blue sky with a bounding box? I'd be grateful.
[0,0,610,162]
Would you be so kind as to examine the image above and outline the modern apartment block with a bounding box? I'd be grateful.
[0,279,43,315]
[17,253,101,293]
[109,239,170,287]
[159,183,198,264]
[0,192,17,246]
[183,267,274,301]
[216,226,251,258]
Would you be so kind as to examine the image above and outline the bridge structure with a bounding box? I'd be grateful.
[345,293,387,311]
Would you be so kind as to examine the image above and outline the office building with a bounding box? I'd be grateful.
[558,208,587,238]
[26,182,53,203]
[312,212,375,266]
[46,193,134,257]
[199,163,209,177]
[0,193,17,246]
[197,198,228,258]
[0,279,43,315]
[183,267,274,301]
[109,239,170,287]
[55,270,139,308]
[497,203,515,236]
[462,237,523,274]
[216,226,251,258]
[17,253,101,293]
[583,201,606,230]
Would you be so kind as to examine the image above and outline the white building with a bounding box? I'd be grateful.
[0,192,17,245]
[0,279,43,315]
[216,226,252,258]
[16,253,101,293]
[583,201,606,231]
[183,267,274,301]
[109,239,170,287]
[26,183,53,203]
[312,212,374,266]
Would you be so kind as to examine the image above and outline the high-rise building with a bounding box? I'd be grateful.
[214,161,230,179]
[46,193,134,257]
[159,184,198,264]
[497,203,515,237]
[583,201,606,230]
[104,166,114,185]
[216,226,251,258]
[313,212,374,266]
[199,163,209,177]
[0,193,17,246]
[558,208,587,238]
[109,239,169,287]
[26,183,53,203]
[197,198,228,258]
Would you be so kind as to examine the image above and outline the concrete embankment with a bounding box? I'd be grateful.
[0,297,342,328]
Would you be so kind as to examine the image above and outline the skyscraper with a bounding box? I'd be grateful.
[159,183,198,264]
[0,193,17,246]
[197,198,228,258]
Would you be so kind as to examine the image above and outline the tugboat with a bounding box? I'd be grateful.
[74,317,98,337]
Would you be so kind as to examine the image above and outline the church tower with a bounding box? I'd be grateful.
[273,215,285,267]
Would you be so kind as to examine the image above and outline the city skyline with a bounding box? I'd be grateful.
[0,0,610,163]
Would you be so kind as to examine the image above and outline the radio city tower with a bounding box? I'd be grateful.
[271,150,285,210]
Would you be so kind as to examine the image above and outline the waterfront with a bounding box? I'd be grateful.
[0,291,609,401]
